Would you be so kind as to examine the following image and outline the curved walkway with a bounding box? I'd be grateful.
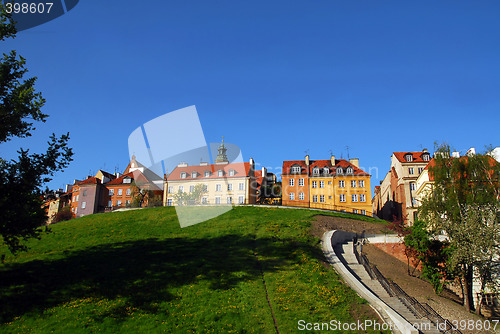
[322,230,441,334]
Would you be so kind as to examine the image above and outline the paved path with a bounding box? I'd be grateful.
[332,237,441,334]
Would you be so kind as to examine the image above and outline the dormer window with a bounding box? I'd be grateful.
[204,171,210,177]
[336,167,343,175]
[323,167,329,175]
[229,169,235,176]
[405,154,413,162]
[217,170,224,177]
[422,154,430,162]
[313,167,319,175]
[291,166,301,173]
[192,171,198,178]
[180,172,187,179]
[347,167,353,174]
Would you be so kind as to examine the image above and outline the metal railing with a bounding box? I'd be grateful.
[353,242,462,334]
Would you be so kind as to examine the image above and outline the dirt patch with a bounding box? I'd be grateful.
[310,215,391,239]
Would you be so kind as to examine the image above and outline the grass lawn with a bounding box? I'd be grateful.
[0,206,385,333]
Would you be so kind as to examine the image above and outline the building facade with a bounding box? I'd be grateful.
[282,155,372,215]
[372,149,431,224]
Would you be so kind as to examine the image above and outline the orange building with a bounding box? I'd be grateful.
[282,155,372,216]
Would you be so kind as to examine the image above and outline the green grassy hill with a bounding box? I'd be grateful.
[0,206,383,333]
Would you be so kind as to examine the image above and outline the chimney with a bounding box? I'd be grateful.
[349,158,359,168]
[116,172,121,178]
[330,155,336,166]
[178,162,188,167]
[200,162,208,166]
[423,148,428,153]
[466,147,476,156]
[249,158,255,170]
[452,152,460,158]
[262,166,267,178]
[305,155,310,166]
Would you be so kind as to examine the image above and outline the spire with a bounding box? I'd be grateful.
[215,136,229,164]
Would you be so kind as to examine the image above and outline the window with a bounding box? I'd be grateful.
[405,154,413,162]
[347,167,353,174]
[313,167,319,175]
[341,194,347,202]
[202,197,208,204]
[360,194,366,202]
[336,167,343,175]
[109,189,114,195]
[320,195,325,203]
[328,181,332,185]
[167,199,173,206]
[76,195,79,202]
[117,200,122,206]
[339,180,345,188]
[181,172,187,179]
[312,181,317,188]
[289,193,295,200]
[423,154,430,161]
[359,180,365,187]
[124,178,131,184]
[216,184,221,191]
[218,170,224,177]
[205,171,210,177]
[361,210,366,215]
[352,194,358,202]
[323,167,329,175]
[319,181,324,188]
[298,178,304,186]
[203,184,208,191]
[409,168,414,175]
[215,197,221,204]
[83,190,87,196]
[410,183,416,191]
[238,196,244,204]
[329,196,332,199]
[418,167,424,174]
[228,183,233,191]
[353,209,358,214]
[227,197,232,204]
[118,189,123,195]
[126,188,131,195]
[190,171,196,178]
[179,186,184,192]
[72,196,75,202]
[229,169,235,176]
[289,179,294,186]
[291,166,301,173]
[81,202,86,209]
[190,185,195,192]
[312,195,318,203]
[239,183,244,191]
[412,199,418,206]
[351,180,357,187]
[299,192,304,200]
[108,200,112,207]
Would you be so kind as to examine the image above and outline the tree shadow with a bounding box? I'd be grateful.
[0,234,318,324]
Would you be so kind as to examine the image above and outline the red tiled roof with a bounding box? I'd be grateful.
[254,170,263,188]
[106,172,134,185]
[282,159,369,176]
[393,151,431,163]
[77,177,101,185]
[167,162,252,181]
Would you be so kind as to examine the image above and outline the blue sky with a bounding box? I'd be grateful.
[2,0,499,194]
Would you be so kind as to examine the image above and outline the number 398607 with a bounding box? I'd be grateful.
[5,2,54,14]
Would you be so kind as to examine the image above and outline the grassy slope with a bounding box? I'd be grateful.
[0,206,384,333]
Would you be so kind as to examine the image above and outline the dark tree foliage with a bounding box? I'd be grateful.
[0,6,73,253]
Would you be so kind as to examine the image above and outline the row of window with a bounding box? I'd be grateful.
[166,196,245,206]
[289,179,365,188]
[108,200,131,207]
[180,169,236,179]
[109,188,132,196]
[405,153,430,162]
[168,183,245,194]
[408,167,425,175]
[288,193,366,202]
[291,166,356,175]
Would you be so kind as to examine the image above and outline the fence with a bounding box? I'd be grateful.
[353,239,462,334]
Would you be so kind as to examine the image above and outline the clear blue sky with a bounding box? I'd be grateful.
[2,0,499,194]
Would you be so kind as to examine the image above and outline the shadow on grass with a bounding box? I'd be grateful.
[0,234,319,324]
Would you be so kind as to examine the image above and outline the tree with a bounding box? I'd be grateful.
[418,143,500,312]
[130,180,154,207]
[0,6,73,253]
[173,184,207,206]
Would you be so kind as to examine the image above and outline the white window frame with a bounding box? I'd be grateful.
[109,189,114,195]
[167,199,173,206]
[410,183,416,191]
[351,180,357,187]
[299,192,304,200]
[229,169,235,176]
[336,167,343,175]
[312,195,318,203]
[339,180,345,188]
[312,181,317,188]
[291,166,301,173]
[289,193,295,200]
[313,167,319,175]
[405,154,413,162]
[205,171,210,177]
[81,201,86,209]
[118,189,123,196]
[238,196,244,204]
[361,209,366,215]
[179,186,184,193]
[190,185,195,192]
[217,170,224,177]
[289,179,294,186]
[298,178,304,186]
[181,172,187,179]
[409,168,414,175]
[320,195,325,203]
[127,188,131,195]
[202,197,208,204]
[215,197,221,204]
[227,197,232,204]
[423,154,430,161]
[359,180,365,187]
[340,194,346,202]
[117,200,122,206]
[360,194,366,202]
[228,183,233,191]
[352,194,358,202]
[239,183,245,191]
[108,200,112,207]
[353,209,358,214]
[319,181,324,188]
[216,184,221,191]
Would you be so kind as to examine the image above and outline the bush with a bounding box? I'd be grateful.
[52,206,73,223]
